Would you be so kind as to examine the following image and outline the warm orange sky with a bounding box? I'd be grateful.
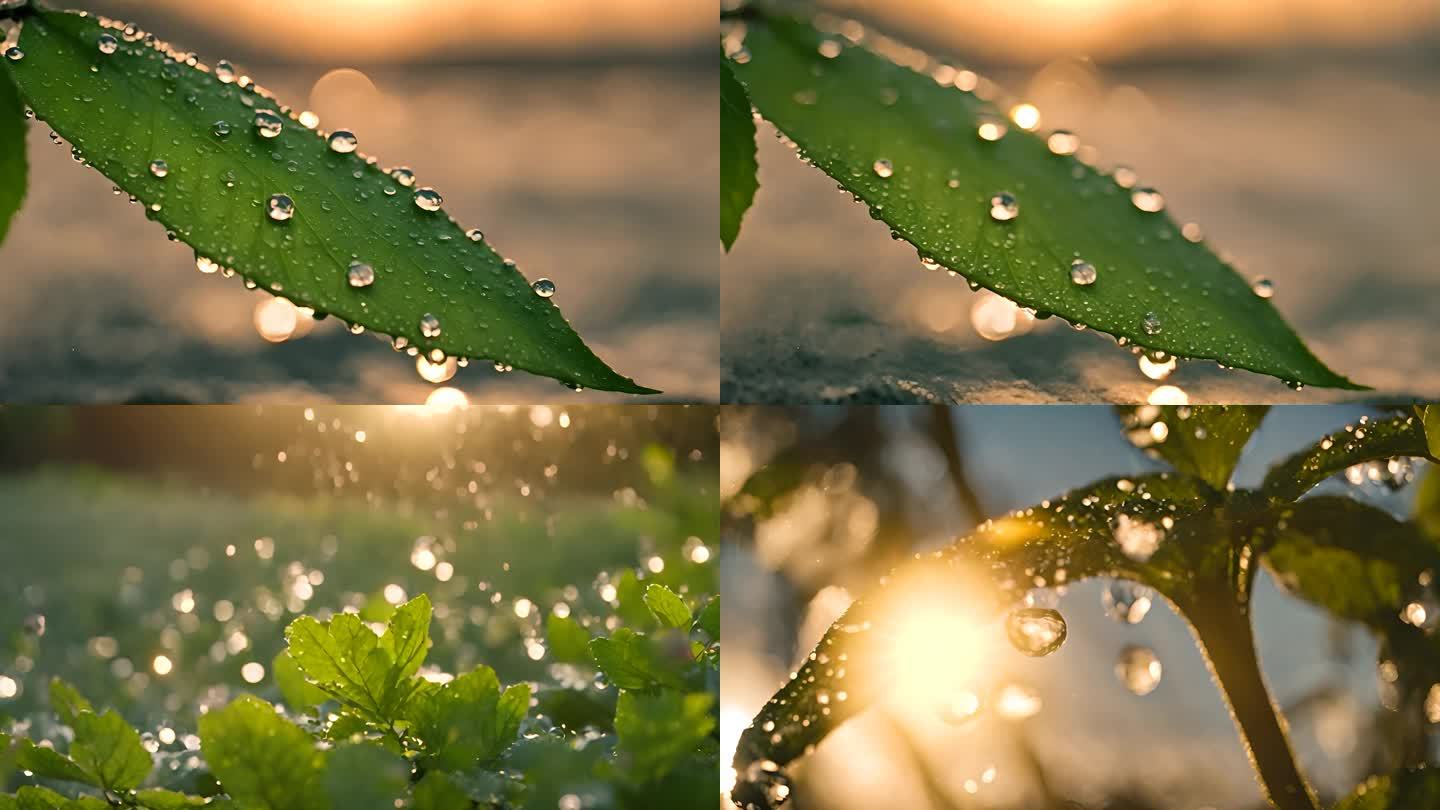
[87,0,711,60]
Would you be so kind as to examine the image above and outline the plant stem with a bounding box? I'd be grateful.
[1184,584,1320,810]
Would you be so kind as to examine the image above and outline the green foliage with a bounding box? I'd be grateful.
[200,695,329,810]
[545,614,594,665]
[283,595,431,724]
[0,61,25,246]
[614,691,716,784]
[322,743,408,810]
[642,584,692,629]
[722,11,1360,390]
[404,667,530,771]
[731,406,1439,810]
[1334,767,1440,809]
[0,9,651,394]
[720,58,758,251]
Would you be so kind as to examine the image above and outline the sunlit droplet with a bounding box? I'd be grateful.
[938,690,982,725]
[976,114,1007,142]
[390,167,415,187]
[152,655,173,676]
[5,48,23,62]
[413,188,443,212]
[532,278,556,298]
[1139,354,1177,380]
[818,40,842,58]
[995,683,1042,719]
[1142,312,1162,335]
[266,194,294,221]
[989,191,1018,222]
[215,60,236,84]
[1010,103,1040,131]
[347,261,375,288]
[241,662,265,684]
[149,159,168,178]
[1069,259,1097,286]
[195,256,220,275]
[872,159,893,179]
[327,130,358,154]
[1102,581,1154,624]
[1047,130,1079,155]
[466,228,484,243]
[254,110,283,139]
[1006,607,1067,657]
[1115,645,1163,695]
[1252,277,1274,299]
[98,34,119,55]
[1131,187,1165,213]
[416,355,457,384]
[419,313,442,338]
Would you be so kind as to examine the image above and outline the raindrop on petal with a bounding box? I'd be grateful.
[1101,581,1154,624]
[1142,312,1162,335]
[390,167,416,187]
[1047,130,1078,155]
[466,228,484,242]
[215,60,236,83]
[5,48,24,62]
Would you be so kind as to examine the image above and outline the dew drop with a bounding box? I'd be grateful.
[213,120,232,138]
[149,159,169,178]
[1131,187,1166,213]
[465,228,485,243]
[254,110,283,139]
[1251,277,1274,299]
[1101,581,1154,624]
[347,261,375,288]
[976,113,1007,141]
[327,130,358,154]
[1069,259,1097,286]
[97,34,119,55]
[195,256,220,275]
[1047,130,1079,155]
[390,167,416,187]
[1112,166,1138,189]
[1139,354,1177,380]
[1006,607,1067,657]
[872,159,893,179]
[1142,312,1162,335]
[989,191,1019,222]
[1115,645,1163,695]
[413,188,443,212]
[532,278,556,298]
[215,59,236,83]
[1112,513,1164,561]
[420,313,442,338]
[5,47,23,62]
[266,194,294,222]
[818,39,842,58]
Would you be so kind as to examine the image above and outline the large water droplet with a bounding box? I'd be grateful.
[976,113,1007,141]
[989,192,1018,222]
[1006,607,1067,657]
[149,159,169,178]
[266,194,295,222]
[347,261,375,288]
[1069,259,1097,286]
[213,120,232,138]
[420,313,442,338]
[1101,581,1154,624]
[1131,187,1165,213]
[414,188,443,212]
[1115,645,1163,695]
[390,167,416,187]
[1142,312,1162,335]
[1251,277,1274,299]
[466,228,484,243]
[1047,130,1079,155]
[532,278,556,298]
[97,34,119,55]
[5,48,24,62]
[327,130,358,154]
[1112,513,1164,561]
[215,59,236,83]
[872,159,893,179]
[254,110,283,139]
[195,256,220,275]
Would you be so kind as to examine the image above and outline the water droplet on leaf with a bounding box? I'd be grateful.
[254,110,283,139]
[420,313,442,338]
[97,34,119,55]
[149,159,169,178]
[266,194,294,222]
[1131,187,1166,213]
[1069,259,1097,286]
[414,188,443,212]
[872,159,893,178]
[989,192,1019,222]
[532,278,556,298]
[327,130,358,154]
[347,261,375,288]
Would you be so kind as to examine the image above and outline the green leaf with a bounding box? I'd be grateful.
[8,10,653,394]
[728,14,1361,390]
[199,695,329,810]
[70,709,151,791]
[411,772,472,810]
[15,741,94,787]
[46,680,92,728]
[614,690,716,785]
[1416,466,1440,540]
[1334,767,1440,809]
[720,56,758,251]
[272,650,329,713]
[13,787,68,810]
[323,743,408,810]
[134,790,210,810]
[643,584,691,629]
[1119,405,1268,491]
[1424,405,1440,459]
[693,596,720,640]
[589,629,674,690]
[614,569,652,628]
[0,58,27,246]
[545,614,593,665]
[1261,412,1434,502]
[284,595,430,722]
[404,666,529,771]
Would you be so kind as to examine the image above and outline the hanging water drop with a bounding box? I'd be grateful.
[989,191,1019,222]
[420,313,442,338]
[1006,607,1067,657]
[532,279,556,298]
[1069,259,1097,286]
[254,110,283,139]
[872,159,893,179]
[97,34,119,55]
[195,256,220,275]
[1142,312,1162,335]
[1115,645,1163,695]
[1101,581,1154,624]
[327,130,358,154]
[149,159,169,178]
[414,188,443,212]
[266,194,294,222]
[1131,187,1166,213]
[347,261,375,288]
[1251,277,1274,299]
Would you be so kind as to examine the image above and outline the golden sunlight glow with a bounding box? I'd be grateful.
[1010,103,1041,131]
[253,297,315,343]
[424,387,470,412]
[971,291,1036,342]
[1147,385,1190,405]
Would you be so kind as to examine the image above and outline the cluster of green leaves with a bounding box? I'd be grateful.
[1,586,720,809]
[720,4,1360,389]
[730,405,1440,810]
[0,3,650,393]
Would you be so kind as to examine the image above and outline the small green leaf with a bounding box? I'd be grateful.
[545,614,593,665]
[0,59,27,246]
[614,569,652,628]
[70,709,151,791]
[1119,405,1267,491]
[15,741,94,787]
[404,666,529,771]
[8,10,653,394]
[323,743,408,810]
[284,595,429,722]
[411,772,471,810]
[643,584,691,629]
[693,596,720,640]
[47,680,92,728]
[1424,405,1440,459]
[134,790,210,810]
[614,690,716,785]
[589,629,670,690]
[1261,412,1434,502]
[272,650,328,713]
[199,695,329,810]
[720,56,758,251]
[13,787,69,810]
[1334,767,1440,809]
[729,14,1361,389]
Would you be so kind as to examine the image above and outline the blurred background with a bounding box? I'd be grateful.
[722,0,1440,403]
[0,0,715,403]
[0,404,717,797]
[721,405,1438,809]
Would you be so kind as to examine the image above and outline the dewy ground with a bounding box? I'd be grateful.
[722,61,1440,403]
[0,62,718,403]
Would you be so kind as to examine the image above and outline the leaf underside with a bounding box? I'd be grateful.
[4,10,654,394]
[729,15,1362,390]
[719,58,758,251]
[1119,405,1268,491]
[0,56,26,245]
